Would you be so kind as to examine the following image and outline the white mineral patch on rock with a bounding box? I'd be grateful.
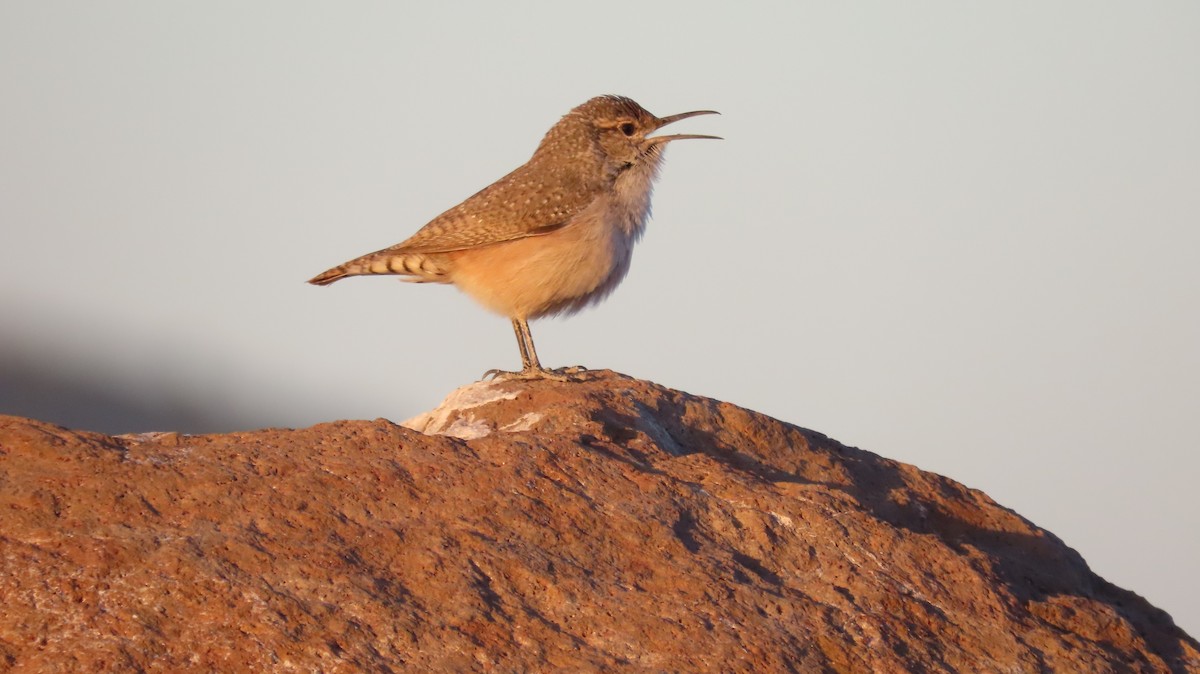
[402,381,520,437]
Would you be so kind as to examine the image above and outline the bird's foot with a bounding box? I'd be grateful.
[481,365,587,382]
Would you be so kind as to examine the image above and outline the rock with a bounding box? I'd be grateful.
[0,370,1196,672]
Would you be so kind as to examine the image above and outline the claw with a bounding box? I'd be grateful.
[480,366,577,382]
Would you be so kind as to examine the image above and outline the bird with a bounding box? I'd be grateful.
[308,95,719,379]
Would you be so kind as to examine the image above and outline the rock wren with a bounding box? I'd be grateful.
[309,95,719,379]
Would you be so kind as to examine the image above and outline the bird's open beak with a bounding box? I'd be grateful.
[648,109,722,145]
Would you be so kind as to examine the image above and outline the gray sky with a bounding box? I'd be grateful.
[2,2,1198,635]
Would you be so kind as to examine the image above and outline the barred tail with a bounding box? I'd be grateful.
[307,250,449,286]
[308,266,350,285]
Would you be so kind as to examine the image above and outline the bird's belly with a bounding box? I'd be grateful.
[447,208,634,320]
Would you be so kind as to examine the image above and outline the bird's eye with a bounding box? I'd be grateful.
[620,122,636,136]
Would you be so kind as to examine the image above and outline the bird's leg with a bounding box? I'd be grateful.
[482,318,571,381]
[515,318,544,372]
[518,319,592,379]
[513,318,537,370]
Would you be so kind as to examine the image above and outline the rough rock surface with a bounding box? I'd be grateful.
[0,370,1196,673]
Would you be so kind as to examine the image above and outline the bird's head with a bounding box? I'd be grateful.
[535,95,720,181]
[582,95,721,169]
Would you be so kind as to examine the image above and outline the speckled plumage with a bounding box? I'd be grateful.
[309,95,718,377]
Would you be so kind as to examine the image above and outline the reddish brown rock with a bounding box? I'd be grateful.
[0,370,1196,672]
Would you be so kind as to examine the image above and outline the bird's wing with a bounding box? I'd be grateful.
[389,160,603,254]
